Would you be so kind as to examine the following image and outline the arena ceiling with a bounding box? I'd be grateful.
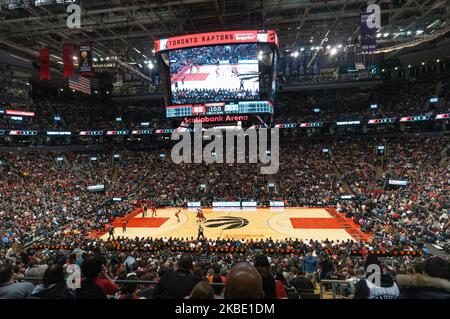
[0,0,449,71]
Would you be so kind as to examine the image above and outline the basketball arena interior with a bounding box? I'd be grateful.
[0,0,449,305]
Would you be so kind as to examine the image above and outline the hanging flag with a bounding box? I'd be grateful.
[39,48,50,81]
[63,44,74,78]
[69,73,91,95]
[79,44,94,76]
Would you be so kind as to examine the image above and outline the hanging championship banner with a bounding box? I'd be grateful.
[360,13,377,53]
[63,44,74,78]
[39,48,51,81]
[79,44,94,76]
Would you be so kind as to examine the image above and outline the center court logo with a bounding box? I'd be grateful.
[171,122,279,174]
[205,216,249,229]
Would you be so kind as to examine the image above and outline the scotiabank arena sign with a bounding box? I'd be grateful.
[183,115,249,124]
[154,30,279,52]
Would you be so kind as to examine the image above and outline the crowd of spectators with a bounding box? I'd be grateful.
[172,88,259,104]
[1,77,450,299]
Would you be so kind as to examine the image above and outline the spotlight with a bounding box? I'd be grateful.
[394,67,398,70]
[293,51,299,58]
[330,48,337,55]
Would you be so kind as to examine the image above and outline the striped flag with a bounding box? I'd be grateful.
[69,74,91,95]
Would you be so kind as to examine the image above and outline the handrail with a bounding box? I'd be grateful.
[19,277,225,287]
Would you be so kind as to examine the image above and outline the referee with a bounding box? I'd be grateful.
[197,225,205,240]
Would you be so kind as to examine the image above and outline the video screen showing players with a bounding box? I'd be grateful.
[169,44,259,104]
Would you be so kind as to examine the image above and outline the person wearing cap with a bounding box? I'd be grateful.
[353,255,399,299]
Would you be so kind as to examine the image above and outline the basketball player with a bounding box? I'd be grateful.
[122,220,127,234]
[196,208,201,223]
[198,225,205,240]
[196,64,200,73]
[216,66,220,78]
[175,209,181,223]
[199,208,207,222]
[232,66,238,77]
[151,206,157,217]
[142,205,146,218]
[239,79,245,90]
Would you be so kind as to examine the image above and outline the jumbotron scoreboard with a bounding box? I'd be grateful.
[154,30,279,128]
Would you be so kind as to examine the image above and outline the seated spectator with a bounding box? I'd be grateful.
[75,255,107,299]
[0,262,34,299]
[32,264,74,299]
[290,269,315,291]
[396,257,450,299]
[254,255,277,299]
[224,262,264,299]
[119,273,141,299]
[275,272,288,299]
[353,255,400,299]
[189,281,214,299]
[152,254,195,299]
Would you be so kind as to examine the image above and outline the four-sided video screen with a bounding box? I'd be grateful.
[169,44,260,104]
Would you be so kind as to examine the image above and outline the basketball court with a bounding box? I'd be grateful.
[100,207,371,242]
[171,64,259,92]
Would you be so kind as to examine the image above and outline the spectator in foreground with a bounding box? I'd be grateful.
[302,252,318,286]
[189,281,214,299]
[290,269,315,291]
[75,255,107,299]
[224,262,264,299]
[31,264,74,299]
[254,255,277,299]
[396,257,450,299]
[153,254,195,299]
[353,255,400,299]
[0,262,34,299]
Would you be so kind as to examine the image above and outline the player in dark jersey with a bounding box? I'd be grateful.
[151,206,157,217]
[175,209,181,223]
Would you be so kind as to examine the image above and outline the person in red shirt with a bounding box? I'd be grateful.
[95,265,119,297]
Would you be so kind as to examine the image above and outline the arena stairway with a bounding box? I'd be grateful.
[330,163,354,195]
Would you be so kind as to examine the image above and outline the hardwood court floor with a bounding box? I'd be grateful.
[102,207,370,242]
